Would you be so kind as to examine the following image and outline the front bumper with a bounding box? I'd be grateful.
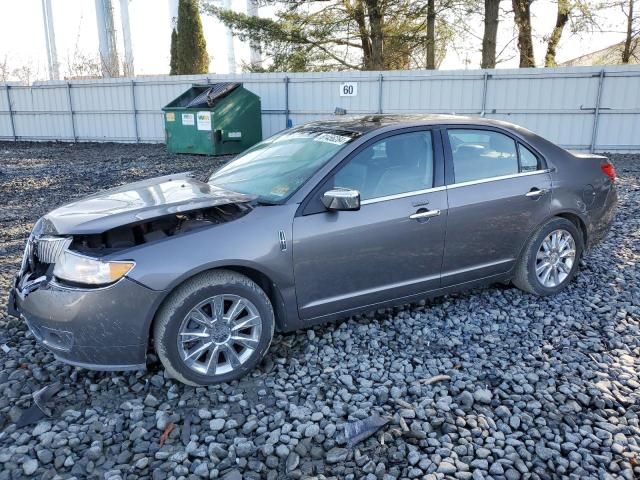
[7,275,162,371]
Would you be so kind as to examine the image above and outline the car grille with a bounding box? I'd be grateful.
[34,236,72,264]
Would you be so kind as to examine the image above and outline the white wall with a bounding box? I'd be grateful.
[1,65,639,152]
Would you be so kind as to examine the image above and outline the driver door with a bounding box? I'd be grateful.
[292,128,447,320]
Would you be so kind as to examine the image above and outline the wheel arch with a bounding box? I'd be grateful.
[145,264,289,349]
[513,210,588,274]
[554,211,588,247]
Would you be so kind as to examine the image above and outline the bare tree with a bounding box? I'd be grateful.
[544,0,570,66]
[66,51,102,79]
[12,64,36,85]
[512,0,535,67]
[622,0,639,62]
[481,0,501,68]
[0,54,10,82]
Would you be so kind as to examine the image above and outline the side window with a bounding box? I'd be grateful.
[448,129,518,183]
[333,131,434,200]
[518,143,540,172]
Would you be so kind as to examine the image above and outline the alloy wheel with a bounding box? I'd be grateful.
[535,229,576,288]
[177,294,262,377]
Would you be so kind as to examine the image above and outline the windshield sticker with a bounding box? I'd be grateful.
[314,133,352,145]
[271,185,291,196]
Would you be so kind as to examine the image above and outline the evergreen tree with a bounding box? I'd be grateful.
[176,0,209,74]
[169,27,179,75]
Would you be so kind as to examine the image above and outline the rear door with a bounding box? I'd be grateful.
[292,128,447,320]
[442,127,551,286]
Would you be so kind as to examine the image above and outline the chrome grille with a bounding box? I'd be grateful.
[35,236,72,264]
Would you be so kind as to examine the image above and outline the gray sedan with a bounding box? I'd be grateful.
[8,115,617,385]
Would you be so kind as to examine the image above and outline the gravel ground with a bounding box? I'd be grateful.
[0,142,639,480]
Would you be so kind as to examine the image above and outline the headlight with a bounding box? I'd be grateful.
[53,251,135,286]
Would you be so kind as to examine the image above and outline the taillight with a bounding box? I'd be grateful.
[601,163,616,182]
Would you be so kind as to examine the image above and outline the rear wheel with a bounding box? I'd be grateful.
[153,270,274,386]
[513,217,583,296]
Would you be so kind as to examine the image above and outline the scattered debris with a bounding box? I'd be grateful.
[182,409,192,446]
[344,413,389,447]
[399,417,410,432]
[15,382,63,428]
[0,344,10,354]
[416,374,451,385]
[394,398,414,409]
[159,423,174,447]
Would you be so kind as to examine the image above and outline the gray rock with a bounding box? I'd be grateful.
[286,452,300,473]
[326,448,349,464]
[304,424,320,438]
[438,461,457,474]
[210,418,226,431]
[36,449,53,465]
[194,462,209,478]
[473,389,492,404]
[458,391,474,408]
[22,459,38,476]
[235,441,254,457]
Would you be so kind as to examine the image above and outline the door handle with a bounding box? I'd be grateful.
[409,209,441,220]
[525,188,548,198]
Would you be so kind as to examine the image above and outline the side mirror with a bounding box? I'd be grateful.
[321,188,361,211]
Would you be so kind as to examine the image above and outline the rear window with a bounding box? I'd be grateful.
[519,143,540,172]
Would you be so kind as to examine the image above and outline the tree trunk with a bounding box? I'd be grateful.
[351,0,373,69]
[544,0,570,67]
[512,0,535,67]
[622,0,634,63]
[365,0,384,70]
[426,0,436,69]
[481,0,500,68]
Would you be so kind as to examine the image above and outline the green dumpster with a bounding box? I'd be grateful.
[163,82,262,155]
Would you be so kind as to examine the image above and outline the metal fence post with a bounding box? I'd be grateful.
[66,82,76,142]
[377,73,383,114]
[590,69,605,153]
[4,85,16,141]
[130,80,139,143]
[284,75,290,128]
[481,72,489,117]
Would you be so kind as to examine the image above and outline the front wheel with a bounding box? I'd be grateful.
[153,270,275,386]
[513,217,583,296]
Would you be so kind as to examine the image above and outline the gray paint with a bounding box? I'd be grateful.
[43,173,255,235]
[8,115,618,370]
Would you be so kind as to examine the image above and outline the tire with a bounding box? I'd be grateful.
[153,270,275,386]
[513,217,583,296]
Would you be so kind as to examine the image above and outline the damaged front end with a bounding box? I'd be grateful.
[10,202,251,299]
[7,174,256,370]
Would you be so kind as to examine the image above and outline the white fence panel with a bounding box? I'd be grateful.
[1,65,639,151]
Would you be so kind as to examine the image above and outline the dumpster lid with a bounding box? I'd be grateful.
[185,82,241,108]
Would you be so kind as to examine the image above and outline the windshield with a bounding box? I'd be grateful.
[208,126,360,203]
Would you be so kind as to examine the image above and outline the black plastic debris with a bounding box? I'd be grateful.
[344,413,389,447]
[15,382,63,428]
[182,409,193,446]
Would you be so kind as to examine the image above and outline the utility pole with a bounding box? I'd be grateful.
[246,0,262,69]
[223,0,237,73]
[120,0,134,76]
[41,0,60,80]
[95,0,120,77]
